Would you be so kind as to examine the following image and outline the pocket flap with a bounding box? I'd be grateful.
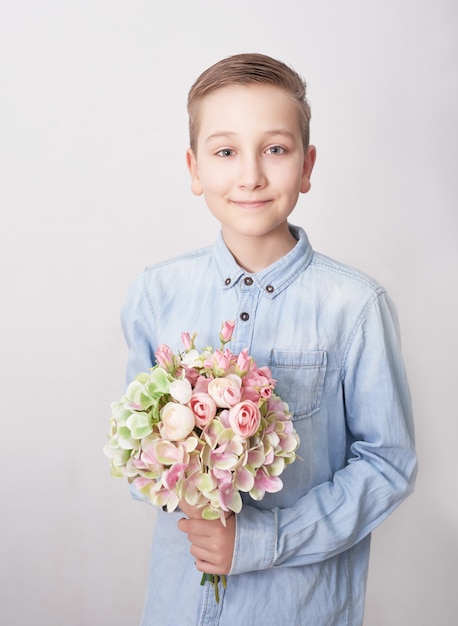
[269,350,327,420]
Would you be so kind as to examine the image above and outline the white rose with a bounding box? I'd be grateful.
[169,378,192,404]
[181,349,204,368]
[160,402,195,440]
[208,374,242,408]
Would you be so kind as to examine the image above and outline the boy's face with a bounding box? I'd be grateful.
[187,84,315,248]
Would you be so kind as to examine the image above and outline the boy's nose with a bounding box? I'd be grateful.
[237,156,267,190]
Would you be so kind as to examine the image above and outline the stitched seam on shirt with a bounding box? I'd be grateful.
[345,548,353,626]
[229,513,241,575]
[310,256,380,290]
[266,255,313,294]
[142,269,157,323]
[272,509,279,567]
[341,288,386,380]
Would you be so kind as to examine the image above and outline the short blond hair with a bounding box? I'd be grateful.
[187,53,311,153]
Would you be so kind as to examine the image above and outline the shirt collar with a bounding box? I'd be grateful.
[212,224,314,299]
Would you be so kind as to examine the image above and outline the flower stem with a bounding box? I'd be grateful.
[200,572,227,603]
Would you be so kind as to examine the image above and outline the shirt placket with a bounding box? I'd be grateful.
[231,275,259,353]
[198,582,225,625]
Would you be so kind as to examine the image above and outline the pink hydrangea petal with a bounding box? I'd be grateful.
[154,440,184,465]
[235,466,255,492]
[250,469,283,500]
[162,463,187,490]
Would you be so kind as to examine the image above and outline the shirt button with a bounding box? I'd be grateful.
[266,284,274,293]
[244,276,253,286]
[225,278,231,285]
[240,312,249,321]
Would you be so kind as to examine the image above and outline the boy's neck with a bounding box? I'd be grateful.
[222,226,298,273]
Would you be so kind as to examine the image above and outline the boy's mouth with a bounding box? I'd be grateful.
[231,200,271,209]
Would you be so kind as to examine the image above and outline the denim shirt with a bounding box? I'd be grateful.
[121,225,417,626]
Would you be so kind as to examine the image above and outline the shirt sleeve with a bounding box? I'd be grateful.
[120,270,157,384]
[230,292,417,575]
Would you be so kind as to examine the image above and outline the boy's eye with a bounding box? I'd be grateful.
[266,145,286,155]
[216,148,235,157]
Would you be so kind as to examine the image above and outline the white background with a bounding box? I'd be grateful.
[1,1,457,624]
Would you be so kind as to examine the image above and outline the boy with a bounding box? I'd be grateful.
[122,53,417,625]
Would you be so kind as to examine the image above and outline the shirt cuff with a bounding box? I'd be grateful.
[229,505,278,575]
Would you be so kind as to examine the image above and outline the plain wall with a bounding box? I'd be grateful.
[1,1,457,624]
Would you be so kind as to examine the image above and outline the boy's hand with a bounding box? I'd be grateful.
[177,500,235,575]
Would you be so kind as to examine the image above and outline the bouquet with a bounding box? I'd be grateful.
[104,321,300,602]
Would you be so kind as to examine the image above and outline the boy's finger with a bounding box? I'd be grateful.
[177,517,220,536]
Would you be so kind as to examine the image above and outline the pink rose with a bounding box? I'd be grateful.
[193,375,210,394]
[241,367,276,402]
[236,348,254,375]
[181,332,193,350]
[228,400,261,438]
[190,393,217,428]
[205,349,233,373]
[155,344,175,371]
[183,365,199,386]
[220,320,235,343]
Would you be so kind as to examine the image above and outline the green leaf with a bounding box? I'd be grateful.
[126,412,153,439]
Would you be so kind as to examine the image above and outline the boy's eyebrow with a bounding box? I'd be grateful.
[205,129,298,143]
[205,132,236,143]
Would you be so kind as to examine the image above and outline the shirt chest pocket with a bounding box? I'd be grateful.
[268,349,327,421]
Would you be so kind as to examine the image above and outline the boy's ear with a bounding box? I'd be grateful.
[186,149,203,196]
[300,145,317,194]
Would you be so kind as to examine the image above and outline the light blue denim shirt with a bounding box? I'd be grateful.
[121,225,417,626]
